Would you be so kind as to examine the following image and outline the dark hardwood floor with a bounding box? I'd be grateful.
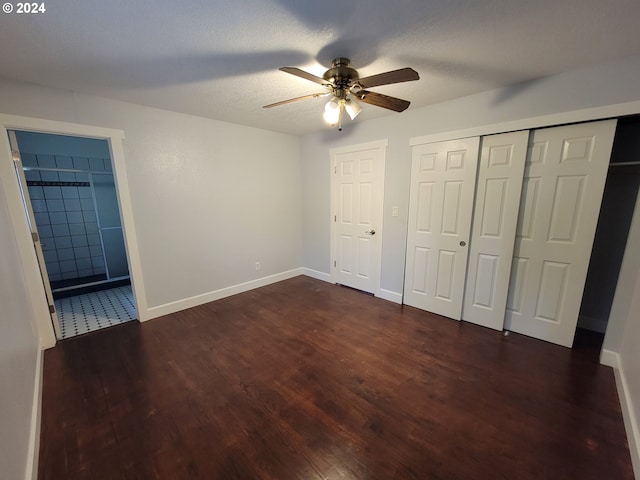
[38,275,633,479]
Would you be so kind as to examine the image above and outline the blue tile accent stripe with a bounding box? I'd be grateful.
[26,181,91,187]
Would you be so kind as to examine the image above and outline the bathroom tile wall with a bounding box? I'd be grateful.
[22,153,111,283]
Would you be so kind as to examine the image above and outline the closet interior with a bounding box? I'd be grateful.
[578,115,640,342]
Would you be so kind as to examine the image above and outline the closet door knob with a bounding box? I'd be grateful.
[460,240,466,247]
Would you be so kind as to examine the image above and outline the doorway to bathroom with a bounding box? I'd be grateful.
[10,130,137,339]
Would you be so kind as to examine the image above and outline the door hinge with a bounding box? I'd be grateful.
[31,232,39,243]
[334,260,336,267]
[49,305,55,314]
[334,166,337,174]
[334,215,337,222]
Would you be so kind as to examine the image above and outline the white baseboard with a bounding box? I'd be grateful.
[25,346,44,480]
[302,270,403,304]
[377,288,403,304]
[601,349,640,478]
[146,268,304,319]
[600,348,620,368]
[302,268,332,283]
[615,363,640,479]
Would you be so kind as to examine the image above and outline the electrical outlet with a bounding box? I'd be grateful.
[392,206,399,217]
[255,261,261,271]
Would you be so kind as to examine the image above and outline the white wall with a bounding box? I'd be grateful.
[0,77,303,313]
[603,190,640,476]
[618,279,640,478]
[301,54,640,295]
[0,180,41,480]
[617,249,640,478]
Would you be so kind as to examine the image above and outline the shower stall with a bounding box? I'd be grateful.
[16,131,130,298]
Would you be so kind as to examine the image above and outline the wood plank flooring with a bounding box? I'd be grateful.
[38,275,633,479]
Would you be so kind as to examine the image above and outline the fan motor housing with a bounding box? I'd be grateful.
[323,57,359,88]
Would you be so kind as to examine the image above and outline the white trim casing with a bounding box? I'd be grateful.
[107,137,149,320]
[329,139,390,157]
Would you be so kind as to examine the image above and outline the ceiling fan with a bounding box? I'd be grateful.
[263,57,419,130]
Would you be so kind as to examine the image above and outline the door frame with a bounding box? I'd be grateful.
[7,130,62,339]
[330,139,387,297]
[0,114,148,348]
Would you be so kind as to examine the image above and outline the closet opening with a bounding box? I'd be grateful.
[578,115,640,349]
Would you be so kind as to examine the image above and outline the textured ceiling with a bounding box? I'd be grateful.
[1,0,639,135]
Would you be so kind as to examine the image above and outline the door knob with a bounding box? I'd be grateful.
[365,229,376,235]
[459,240,466,247]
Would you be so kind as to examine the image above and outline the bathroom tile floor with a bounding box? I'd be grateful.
[55,285,137,339]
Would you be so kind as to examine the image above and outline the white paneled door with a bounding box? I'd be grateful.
[505,120,617,347]
[331,140,386,294]
[462,131,529,330]
[404,137,480,320]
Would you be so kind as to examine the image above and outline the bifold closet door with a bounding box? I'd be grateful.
[404,137,479,320]
[462,130,529,330]
[505,120,617,347]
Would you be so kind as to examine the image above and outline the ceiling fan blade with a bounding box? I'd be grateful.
[354,90,410,112]
[280,67,332,86]
[263,92,330,109]
[357,67,419,89]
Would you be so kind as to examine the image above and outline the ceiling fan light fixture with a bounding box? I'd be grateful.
[323,97,341,125]
[344,98,362,120]
[265,57,419,131]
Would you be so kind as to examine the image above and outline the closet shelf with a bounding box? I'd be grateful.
[608,162,640,175]
[609,160,640,167]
